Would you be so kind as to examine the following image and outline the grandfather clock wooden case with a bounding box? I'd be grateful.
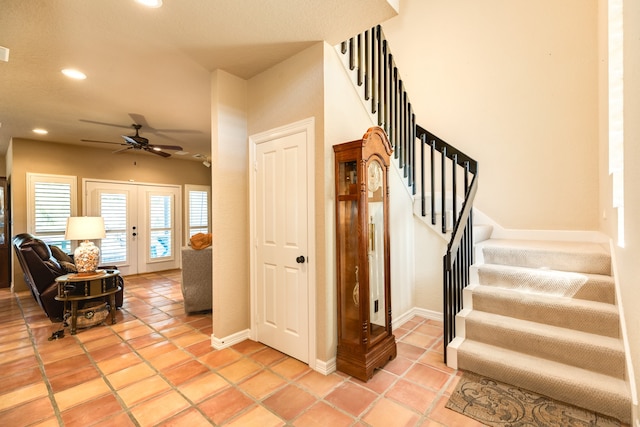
[333,127,396,382]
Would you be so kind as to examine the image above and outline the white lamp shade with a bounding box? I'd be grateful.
[65,216,106,241]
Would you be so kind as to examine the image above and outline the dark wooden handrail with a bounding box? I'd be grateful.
[340,25,479,362]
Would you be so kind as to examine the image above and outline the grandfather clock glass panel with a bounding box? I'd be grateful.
[333,127,396,381]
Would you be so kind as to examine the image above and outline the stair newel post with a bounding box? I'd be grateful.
[443,254,453,363]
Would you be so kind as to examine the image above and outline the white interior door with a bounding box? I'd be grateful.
[253,127,310,363]
[85,181,181,275]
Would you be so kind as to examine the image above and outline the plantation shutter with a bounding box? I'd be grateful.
[27,174,77,252]
[188,189,209,238]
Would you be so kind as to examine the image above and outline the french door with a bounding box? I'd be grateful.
[85,180,181,276]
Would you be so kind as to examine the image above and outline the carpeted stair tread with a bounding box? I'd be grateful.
[474,263,615,304]
[479,239,611,275]
[468,285,620,337]
[462,310,625,378]
[457,340,631,423]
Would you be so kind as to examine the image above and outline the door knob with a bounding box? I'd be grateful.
[296,256,306,264]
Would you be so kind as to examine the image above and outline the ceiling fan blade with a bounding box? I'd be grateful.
[149,144,183,151]
[128,113,149,129]
[113,146,133,154]
[79,119,132,129]
[128,114,201,135]
[145,147,171,157]
[81,139,125,146]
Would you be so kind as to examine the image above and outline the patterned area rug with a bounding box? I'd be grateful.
[446,372,621,427]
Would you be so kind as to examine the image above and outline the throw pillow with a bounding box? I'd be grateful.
[50,245,74,264]
[190,232,212,250]
[49,246,77,273]
[60,261,78,273]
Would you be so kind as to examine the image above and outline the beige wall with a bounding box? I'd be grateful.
[9,138,210,291]
[210,70,249,339]
[382,0,600,230]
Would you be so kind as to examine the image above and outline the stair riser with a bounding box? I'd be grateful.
[474,267,615,304]
[464,318,626,378]
[457,351,630,424]
[469,290,620,338]
[482,247,611,275]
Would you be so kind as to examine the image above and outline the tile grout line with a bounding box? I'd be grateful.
[101,287,219,426]
[12,292,66,427]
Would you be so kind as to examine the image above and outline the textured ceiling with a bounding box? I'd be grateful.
[0,0,397,161]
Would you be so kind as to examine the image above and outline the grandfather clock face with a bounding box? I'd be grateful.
[367,161,383,193]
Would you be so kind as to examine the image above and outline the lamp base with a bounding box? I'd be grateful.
[74,240,101,275]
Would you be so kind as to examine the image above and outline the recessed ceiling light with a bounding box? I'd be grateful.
[33,128,48,135]
[61,68,87,80]
[135,0,163,8]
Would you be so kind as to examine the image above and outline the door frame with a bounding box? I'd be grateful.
[82,178,182,275]
[249,117,317,370]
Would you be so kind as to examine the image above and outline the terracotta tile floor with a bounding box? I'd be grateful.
[0,270,480,427]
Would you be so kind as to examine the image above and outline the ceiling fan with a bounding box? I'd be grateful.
[82,124,183,158]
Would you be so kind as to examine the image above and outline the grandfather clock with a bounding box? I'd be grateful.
[333,126,396,381]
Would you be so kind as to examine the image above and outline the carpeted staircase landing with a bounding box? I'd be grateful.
[446,238,632,424]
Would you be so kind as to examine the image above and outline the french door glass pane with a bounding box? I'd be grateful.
[149,195,172,259]
[100,193,127,263]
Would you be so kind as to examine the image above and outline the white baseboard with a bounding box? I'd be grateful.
[211,329,251,350]
[314,357,336,376]
[393,307,442,330]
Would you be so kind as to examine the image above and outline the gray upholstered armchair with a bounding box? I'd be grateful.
[180,246,212,313]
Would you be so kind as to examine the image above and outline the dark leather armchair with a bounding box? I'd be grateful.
[12,233,124,321]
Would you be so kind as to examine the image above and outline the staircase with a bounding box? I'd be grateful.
[447,238,632,424]
[337,25,633,424]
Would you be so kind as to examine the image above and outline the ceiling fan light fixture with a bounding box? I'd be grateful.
[61,68,87,80]
[152,147,162,152]
[135,0,163,8]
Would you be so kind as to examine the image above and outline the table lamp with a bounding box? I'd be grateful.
[65,216,106,276]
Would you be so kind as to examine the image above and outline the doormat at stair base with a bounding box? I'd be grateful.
[445,371,620,427]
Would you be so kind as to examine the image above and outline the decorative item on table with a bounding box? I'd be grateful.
[65,216,106,276]
[75,301,109,329]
